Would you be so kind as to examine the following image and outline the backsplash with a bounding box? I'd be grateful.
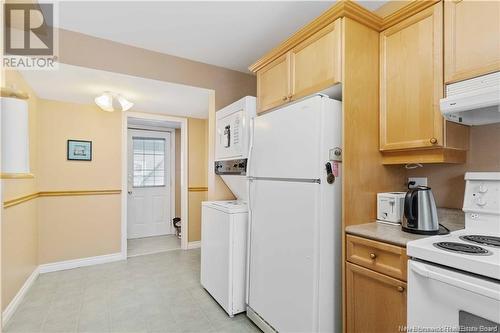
[407,123,500,209]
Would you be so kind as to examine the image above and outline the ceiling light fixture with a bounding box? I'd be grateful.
[95,91,134,112]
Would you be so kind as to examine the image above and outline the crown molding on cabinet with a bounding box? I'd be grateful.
[249,0,441,73]
[3,190,122,208]
[380,0,440,30]
[249,1,381,72]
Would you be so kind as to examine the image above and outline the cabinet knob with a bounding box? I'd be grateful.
[369,253,377,259]
[397,286,405,293]
[287,94,293,101]
[430,137,438,144]
[282,96,288,102]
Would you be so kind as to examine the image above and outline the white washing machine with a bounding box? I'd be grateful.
[200,200,248,316]
[201,96,255,317]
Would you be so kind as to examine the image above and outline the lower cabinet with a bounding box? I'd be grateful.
[346,262,407,333]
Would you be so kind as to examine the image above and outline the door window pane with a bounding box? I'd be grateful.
[132,137,166,187]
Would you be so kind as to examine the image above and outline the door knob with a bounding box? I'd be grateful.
[430,138,438,144]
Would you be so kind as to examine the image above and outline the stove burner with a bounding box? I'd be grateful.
[460,235,500,248]
[433,242,491,255]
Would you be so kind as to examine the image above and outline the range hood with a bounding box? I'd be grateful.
[440,72,500,126]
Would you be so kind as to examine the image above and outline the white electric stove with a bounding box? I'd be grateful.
[407,172,500,331]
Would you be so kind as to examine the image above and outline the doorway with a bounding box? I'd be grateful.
[122,113,189,258]
[127,129,173,239]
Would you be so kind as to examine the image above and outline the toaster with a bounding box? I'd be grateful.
[377,192,406,224]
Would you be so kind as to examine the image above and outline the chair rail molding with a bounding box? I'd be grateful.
[3,190,122,208]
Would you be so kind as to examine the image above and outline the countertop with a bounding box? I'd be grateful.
[345,208,465,247]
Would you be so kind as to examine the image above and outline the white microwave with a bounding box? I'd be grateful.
[215,96,256,161]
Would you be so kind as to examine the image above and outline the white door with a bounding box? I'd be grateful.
[251,95,323,179]
[248,179,320,332]
[128,129,173,239]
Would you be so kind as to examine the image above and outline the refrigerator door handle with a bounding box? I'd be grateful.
[247,117,254,177]
[247,176,320,184]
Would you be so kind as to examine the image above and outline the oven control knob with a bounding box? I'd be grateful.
[479,185,488,193]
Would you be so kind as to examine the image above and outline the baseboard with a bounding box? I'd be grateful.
[38,252,125,274]
[187,241,201,249]
[2,267,40,327]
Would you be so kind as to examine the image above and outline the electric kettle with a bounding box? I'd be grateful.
[402,186,440,234]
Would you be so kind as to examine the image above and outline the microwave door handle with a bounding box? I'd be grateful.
[411,262,500,301]
[224,125,231,148]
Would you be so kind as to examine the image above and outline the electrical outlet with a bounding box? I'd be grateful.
[408,177,428,187]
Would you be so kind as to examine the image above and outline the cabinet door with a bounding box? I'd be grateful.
[445,0,500,83]
[256,53,291,114]
[290,19,342,101]
[346,262,407,333]
[380,3,443,151]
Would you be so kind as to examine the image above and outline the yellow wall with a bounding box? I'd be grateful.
[187,118,208,242]
[36,99,122,264]
[36,99,122,191]
[38,195,121,264]
[1,70,39,310]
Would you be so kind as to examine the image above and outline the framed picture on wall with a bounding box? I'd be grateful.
[67,140,92,161]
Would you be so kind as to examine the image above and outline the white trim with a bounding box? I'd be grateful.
[127,247,181,258]
[122,112,189,253]
[38,252,124,274]
[170,130,176,219]
[187,241,201,249]
[2,267,40,327]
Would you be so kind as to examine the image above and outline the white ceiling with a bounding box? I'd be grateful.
[20,63,211,118]
[56,1,388,73]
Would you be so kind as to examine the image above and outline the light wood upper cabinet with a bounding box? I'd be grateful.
[256,53,291,114]
[255,19,342,114]
[445,0,500,83]
[380,2,443,151]
[290,20,342,102]
[346,262,407,333]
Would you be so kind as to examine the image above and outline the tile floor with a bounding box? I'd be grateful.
[5,249,261,333]
[127,235,181,258]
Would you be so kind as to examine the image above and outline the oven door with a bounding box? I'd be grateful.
[408,260,500,332]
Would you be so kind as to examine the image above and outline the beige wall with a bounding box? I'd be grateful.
[188,118,208,242]
[2,70,39,311]
[407,124,500,208]
[36,99,122,264]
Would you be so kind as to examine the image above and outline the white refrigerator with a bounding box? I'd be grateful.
[246,95,342,333]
